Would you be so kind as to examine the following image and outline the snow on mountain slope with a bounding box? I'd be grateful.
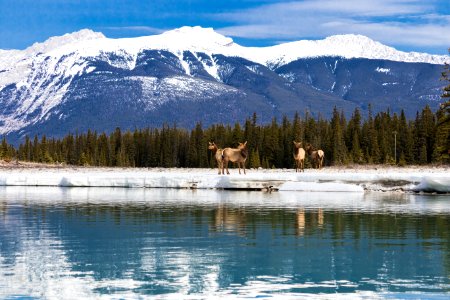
[110,75,242,110]
[3,27,448,77]
[0,26,449,137]
[60,27,450,65]
[0,40,97,134]
[258,34,449,68]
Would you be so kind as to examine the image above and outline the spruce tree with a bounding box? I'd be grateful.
[414,112,428,164]
[421,105,436,163]
[292,111,303,141]
[0,137,7,159]
[97,133,109,166]
[368,105,381,163]
[40,135,53,163]
[330,107,347,164]
[433,55,450,163]
[398,110,414,164]
[346,108,363,163]
[250,148,261,168]
[32,135,40,162]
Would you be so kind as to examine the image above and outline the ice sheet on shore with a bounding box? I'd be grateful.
[0,168,448,193]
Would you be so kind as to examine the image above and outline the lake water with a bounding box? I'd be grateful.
[0,187,449,299]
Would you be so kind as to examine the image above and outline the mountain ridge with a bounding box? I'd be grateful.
[0,26,448,142]
[2,27,448,66]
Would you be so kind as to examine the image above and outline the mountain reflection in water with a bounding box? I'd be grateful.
[0,187,449,299]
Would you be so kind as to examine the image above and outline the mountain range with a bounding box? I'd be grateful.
[0,26,448,143]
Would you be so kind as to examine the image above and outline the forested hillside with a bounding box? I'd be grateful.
[1,103,448,168]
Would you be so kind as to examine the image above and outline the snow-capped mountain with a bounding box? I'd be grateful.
[0,26,448,142]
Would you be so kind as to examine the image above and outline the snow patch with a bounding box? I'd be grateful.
[196,53,220,80]
[84,66,96,74]
[331,82,336,91]
[376,67,390,73]
[279,72,296,83]
[0,168,448,193]
[412,176,450,193]
[245,65,263,75]
[129,76,240,110]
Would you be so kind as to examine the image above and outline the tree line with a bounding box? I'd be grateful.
[0,102,448,168]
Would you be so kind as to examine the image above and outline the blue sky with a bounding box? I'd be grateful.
[1,0,449,54]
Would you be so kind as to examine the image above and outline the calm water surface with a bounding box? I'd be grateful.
[0,187,449,299]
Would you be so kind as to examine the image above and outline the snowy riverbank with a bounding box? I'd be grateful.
[0,163,449,193]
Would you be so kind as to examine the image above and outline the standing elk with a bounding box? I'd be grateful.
[208,142,224,175]
[222,141,248,175]
[293,141,306,172]
[305,143,325,169]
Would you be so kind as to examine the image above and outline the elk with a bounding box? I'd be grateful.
[305,143,325,169]
[293,141,306,172]
[208,142,224,175]
[222,141,248,175]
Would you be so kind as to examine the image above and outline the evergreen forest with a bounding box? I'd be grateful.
[0,104,448,169]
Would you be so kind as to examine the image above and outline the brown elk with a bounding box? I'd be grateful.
[305,143,325,169]
[208,142,224,175]
[293,141,306,172]
[222,141,248,175]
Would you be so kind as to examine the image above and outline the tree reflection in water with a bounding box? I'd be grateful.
[0,187,449,297]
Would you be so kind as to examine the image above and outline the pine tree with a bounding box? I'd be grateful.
[281,115,293,168]
[20,136,32,161]
[414,112,427,164]
[346,108,363,163]
[32,135,40,162]
[330,107,347,164]
[292,111,303,141]
[433,55,450,163]
[40,135,53,163]
[231,122,244,144]
[111,127,122,166]
[250,148,261,168]
[64,134,76,165]
[0,137,7,159]
[398,110,414,164]
[263,118,280,167]
[368,105,380,163]
[187,122,205,167]
[376,110,393,164]
[421,105,436,163]
[97,133,109,166]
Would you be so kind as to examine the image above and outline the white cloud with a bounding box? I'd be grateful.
[214,0,450,53]
[104,26,166,34]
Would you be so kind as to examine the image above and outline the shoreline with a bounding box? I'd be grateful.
[0,160,449,193]
[1,159,449,172]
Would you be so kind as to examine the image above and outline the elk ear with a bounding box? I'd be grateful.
[208,142,211,145]
[244,141,247,146]
[293,141,296,144]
